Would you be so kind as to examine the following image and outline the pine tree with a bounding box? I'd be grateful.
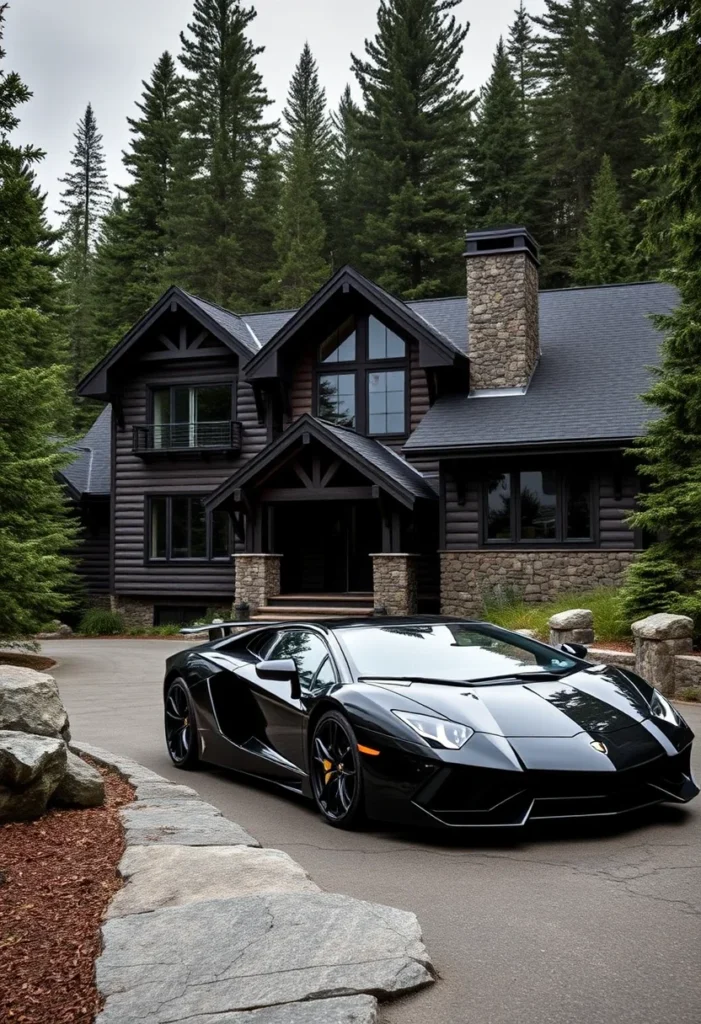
[238,143,283,310]
[590,0,654,208]
[507,1,537,111]
[92,52,182,344]
[574,155,636,285]
[328,85,364,269]
[57,103,110,410]
[281,43,332,212]
[351,0,474,298]
[470,38,536,229]
[168,0,276,308]
[531,0,606,285]
[620,0,701,631]
[270,140,330,308]
[0,3,78,639]
[58,103,110,261]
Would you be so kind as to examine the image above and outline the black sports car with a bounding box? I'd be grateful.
[163,617,698,829]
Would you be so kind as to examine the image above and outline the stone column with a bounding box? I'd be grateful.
[234,554,282,616]
[631,613,693,697]
[548,609,594,647]
[371,554,418,616]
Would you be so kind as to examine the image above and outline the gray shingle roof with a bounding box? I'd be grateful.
[242,309,297,346]
[405,281,676,451]
[59,405,112,497]
[185,293,261,354]
[322,421,438,500]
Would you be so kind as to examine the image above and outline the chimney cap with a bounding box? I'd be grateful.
[464,226,539,265]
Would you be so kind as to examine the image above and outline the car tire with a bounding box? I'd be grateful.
[310,710,365,829]
[164,678,199,770]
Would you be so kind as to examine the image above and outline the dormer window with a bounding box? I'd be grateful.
[315,315,408,437]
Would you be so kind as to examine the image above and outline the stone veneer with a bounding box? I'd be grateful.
[440,549,638,617]
[234,554,282,614]
[466,250,540,391]
[110,596,156,629]
[372,554,418,617]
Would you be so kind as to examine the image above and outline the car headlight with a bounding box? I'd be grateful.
[392,710,474,749]
[650,690,682,726]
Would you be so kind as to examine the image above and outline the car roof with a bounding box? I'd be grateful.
[238,616,483,634]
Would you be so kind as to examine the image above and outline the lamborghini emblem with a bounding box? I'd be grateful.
[591,740,608,755]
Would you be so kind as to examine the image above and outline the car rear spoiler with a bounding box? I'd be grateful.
[179,621,245,641]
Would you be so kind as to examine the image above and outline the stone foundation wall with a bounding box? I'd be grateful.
[110,596,154,629]
[372,554,418,617]
[440,549,638,617]
[234,554,281,614]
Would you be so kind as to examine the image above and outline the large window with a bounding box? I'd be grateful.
[485,471,593,544]
[152,384,233,448]
[148,496,233,561]
[315,315,407,436]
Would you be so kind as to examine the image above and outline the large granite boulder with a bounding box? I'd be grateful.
[0,730,67,822]
[0,665,71,741]
[53,749,105,808]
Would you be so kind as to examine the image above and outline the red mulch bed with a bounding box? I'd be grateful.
[0,760,134,1023]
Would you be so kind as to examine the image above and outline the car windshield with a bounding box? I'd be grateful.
[339,623,579,683]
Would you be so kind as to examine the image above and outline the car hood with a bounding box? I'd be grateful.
[378,666,654,739]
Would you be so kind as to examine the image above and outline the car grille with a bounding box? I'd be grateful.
[414,751,692,826]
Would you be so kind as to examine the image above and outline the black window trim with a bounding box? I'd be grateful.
[482,470,598,547]
[145,493,234,564]
[313,314,410,439]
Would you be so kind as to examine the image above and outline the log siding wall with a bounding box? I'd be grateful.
[113,353,265,598]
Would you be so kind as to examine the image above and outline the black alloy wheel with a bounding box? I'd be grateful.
[165,678,199,769]
[311,710,364,829]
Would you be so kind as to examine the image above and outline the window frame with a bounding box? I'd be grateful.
[482,470,598,547]
[145,494,234,564]
[149,381,236,425]
[313,315,409,438]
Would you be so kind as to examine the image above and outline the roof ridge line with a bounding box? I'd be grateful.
[540,280,664,294]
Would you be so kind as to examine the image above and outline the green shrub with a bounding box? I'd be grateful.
[620,547,701,641]
[481,587,630,643]
[78,608,124,636]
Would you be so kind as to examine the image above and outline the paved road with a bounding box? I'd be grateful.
[45,639,701,1024]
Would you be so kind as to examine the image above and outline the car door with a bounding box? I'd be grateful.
[234,629,330,777]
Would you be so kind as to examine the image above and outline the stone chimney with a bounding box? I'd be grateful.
[465,227,540,393]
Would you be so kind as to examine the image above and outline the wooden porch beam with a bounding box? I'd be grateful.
[260,486,374,502]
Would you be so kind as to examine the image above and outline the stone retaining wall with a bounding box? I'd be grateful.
[440,549,638,617]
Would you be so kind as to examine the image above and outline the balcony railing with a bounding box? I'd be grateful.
[132,420,243,455]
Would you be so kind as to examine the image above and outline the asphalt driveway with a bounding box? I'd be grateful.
[44,638,701,1024]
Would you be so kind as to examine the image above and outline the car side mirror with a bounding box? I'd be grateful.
[560,642,589,660]
[256,658,301,699]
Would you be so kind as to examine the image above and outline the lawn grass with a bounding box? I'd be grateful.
[481,587,631,643]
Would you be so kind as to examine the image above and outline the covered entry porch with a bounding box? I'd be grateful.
[205,414,438,618]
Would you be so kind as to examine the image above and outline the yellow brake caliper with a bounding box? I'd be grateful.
[323,759,333,784]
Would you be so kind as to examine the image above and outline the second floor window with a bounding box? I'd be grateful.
[316,315,407,436]
[149,496,233,561]
[152,384,232,448]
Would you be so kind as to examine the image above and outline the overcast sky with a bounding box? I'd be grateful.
[6,0,545,221]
